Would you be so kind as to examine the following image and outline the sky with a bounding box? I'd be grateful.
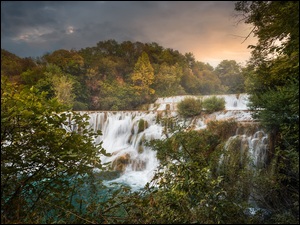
[1,1,257,68]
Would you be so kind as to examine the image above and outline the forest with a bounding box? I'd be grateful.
[1,1,299,224]
[1,39,246,111]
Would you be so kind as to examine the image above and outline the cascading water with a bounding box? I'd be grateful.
[87,111,164,190]
[219,127,269,170]
[218,123,270,214]
[82,93,268,192]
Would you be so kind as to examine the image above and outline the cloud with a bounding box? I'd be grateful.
[1,1,257,67]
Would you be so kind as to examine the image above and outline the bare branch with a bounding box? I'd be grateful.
[241,26,256,44]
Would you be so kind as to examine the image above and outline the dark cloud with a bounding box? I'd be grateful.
[1,1,257,67]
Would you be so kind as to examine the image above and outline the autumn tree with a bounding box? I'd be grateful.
[1,49,36,84]
[130,51,155,103]
[43,49,84,75]
[52,74,75,107]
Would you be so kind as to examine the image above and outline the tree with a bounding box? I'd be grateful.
[215,60,245,93]
[180,67,201,94]
[130,51,155,103]
[43,49,84,75]
[235,1,299,223]
[1,77,106,223]
[124,128,249,224]
[52,74,75,107]
[20,66,46,87]
[235,1,299,149]
[195,69,224,94]
[1,49,37,84]
[153,62,185,97]
[97,80,136,110]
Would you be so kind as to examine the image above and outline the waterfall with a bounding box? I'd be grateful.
[218,124,270,213]
[86,111,163,190]
[219,126,269,170]
[80,93,268,191]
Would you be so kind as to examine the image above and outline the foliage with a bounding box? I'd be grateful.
[97,80,137,110]
[215,60,245,93]
[42,49,84,75]
[202,96,226,114]
[180,67,202,95]
[124,128,250,224]
[130,51,155,106]
[1,49,36,84]
[2,40,242,110]
[52,74,75,107]
[1,78,107,223]
[177,97,202,118]
[153,62,186,97]
[198,69,224,94]
[235,1,299,222]
[247,149,299,224]
[191,61,224,94]
[72,101,89,111]
[138,119,148,133]
[20,66,46,86]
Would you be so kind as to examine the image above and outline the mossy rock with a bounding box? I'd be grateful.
[138,119,148,133]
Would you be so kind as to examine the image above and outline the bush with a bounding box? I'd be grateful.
[202,96,225,113]
[177,97,202,118]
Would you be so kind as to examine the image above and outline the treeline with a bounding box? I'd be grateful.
[1,40,245,110]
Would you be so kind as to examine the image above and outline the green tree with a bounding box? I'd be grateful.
[215,60,245,93]
[37,64,76,108]
[98,80,136,110]
[197,69,224,94]
[235,1,299,222]
[153,62,185,97]
[1,78,106,223]
[20,66,47,87]
[180,67,201,94]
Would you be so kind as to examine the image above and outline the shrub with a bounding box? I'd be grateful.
[202,96,225,113]
[177,97,202,118]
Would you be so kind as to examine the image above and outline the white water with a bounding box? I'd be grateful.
[149,93,249,111]
[86,111,163,190]
[82,93,267,191]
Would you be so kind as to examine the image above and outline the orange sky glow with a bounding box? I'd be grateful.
[1,1,258,67]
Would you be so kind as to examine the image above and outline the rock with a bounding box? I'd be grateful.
[111,153,131,172]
